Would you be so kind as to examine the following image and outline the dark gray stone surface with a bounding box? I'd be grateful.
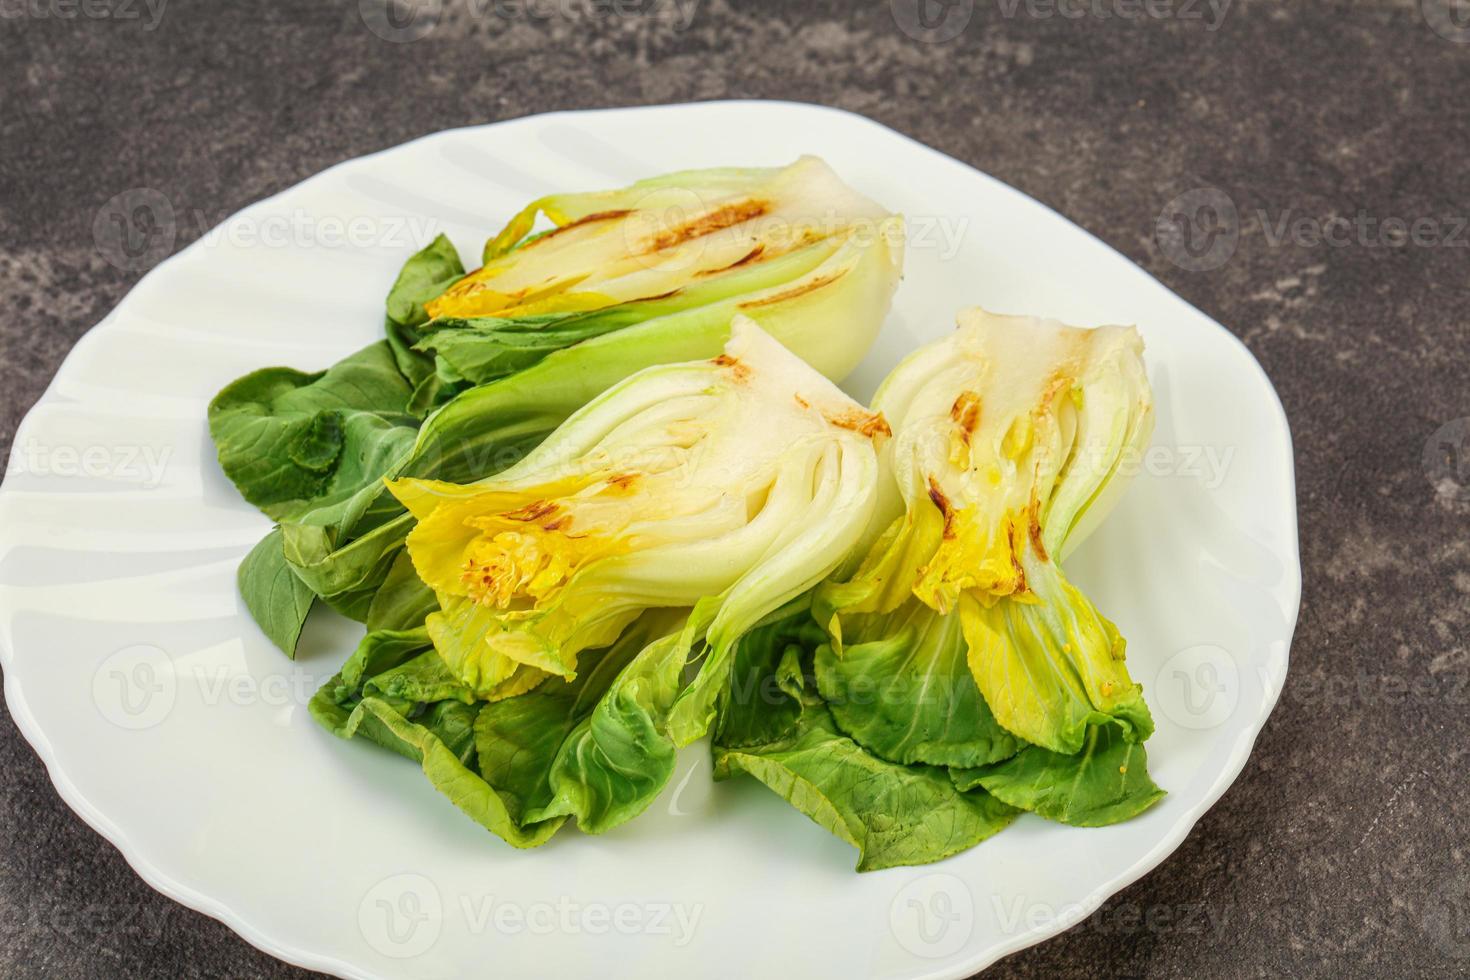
[2,0,1468,977]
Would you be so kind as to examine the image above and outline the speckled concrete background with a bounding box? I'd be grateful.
[2,0,1468,977]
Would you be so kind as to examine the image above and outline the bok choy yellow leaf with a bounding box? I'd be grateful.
[388,318,888,704]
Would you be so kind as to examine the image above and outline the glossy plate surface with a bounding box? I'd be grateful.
[0,101,1300,979]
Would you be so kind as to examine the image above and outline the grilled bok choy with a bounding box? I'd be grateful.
[208,158,902,657]
[312,320,889,844]
[819,308,1157,753]
[706,309,1164,870]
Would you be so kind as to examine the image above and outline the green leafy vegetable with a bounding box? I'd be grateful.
[431,156,894,319]
[236,529,316,657]
[413,235,839,389]
[462,605,700,839]
[208,342,420,522]
[951,723,1164,827]
[311,606,695,843]
[813,598,1020,768]
[308,322,892,851]
[365,550,439,632]
[715,707,1020,871]
[385,232,466,332]
[717,306,1168,864]
[711,605,1019,871]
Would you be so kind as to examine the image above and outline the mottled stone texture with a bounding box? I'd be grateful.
[2,0,1468,977]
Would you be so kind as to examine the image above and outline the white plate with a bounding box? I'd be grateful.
[0,101,1300,979]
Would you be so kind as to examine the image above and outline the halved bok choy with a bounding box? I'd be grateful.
[818,308,1158,756]
[705,309,1166,866]
[312,319,890,844]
